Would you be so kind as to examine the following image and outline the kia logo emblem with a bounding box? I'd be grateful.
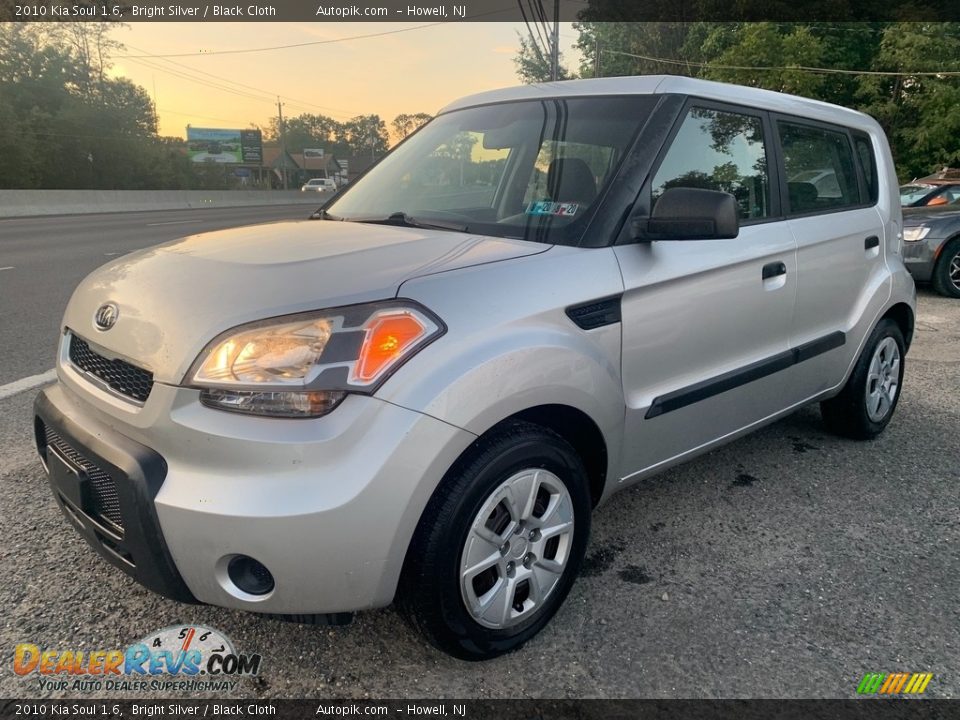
[94,303,119,331]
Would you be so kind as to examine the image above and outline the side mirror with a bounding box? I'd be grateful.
[631,187,740,241]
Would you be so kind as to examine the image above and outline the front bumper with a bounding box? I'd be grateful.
[35,389,196,604]
[35,373,475,615]
[902,237,943,282]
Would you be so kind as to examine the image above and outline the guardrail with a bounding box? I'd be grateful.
[0,190,324,218]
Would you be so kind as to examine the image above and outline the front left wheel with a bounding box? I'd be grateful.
[398,421,592,660]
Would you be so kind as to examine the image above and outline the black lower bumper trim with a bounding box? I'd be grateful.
[34,387,197,604]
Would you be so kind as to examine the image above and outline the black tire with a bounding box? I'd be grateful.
[820,318,905,440]
[931,238,960,299]
[397,420,591,661]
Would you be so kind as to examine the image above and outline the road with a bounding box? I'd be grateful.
[0,209,957,698]
[0,205,319,386]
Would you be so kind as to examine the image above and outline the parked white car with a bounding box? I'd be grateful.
[35,76,915,660]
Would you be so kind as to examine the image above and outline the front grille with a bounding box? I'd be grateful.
[69,334,153,403]
[44,426,124,531]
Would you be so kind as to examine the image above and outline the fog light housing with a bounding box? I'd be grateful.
[227,555,275,596]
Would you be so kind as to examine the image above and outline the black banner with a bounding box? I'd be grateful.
[2,700,960,720]
[2,0,960,23]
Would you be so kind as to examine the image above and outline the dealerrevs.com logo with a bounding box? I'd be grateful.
[14,625,262,693]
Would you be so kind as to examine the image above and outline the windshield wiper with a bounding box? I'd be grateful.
[351,211,470,233]
[309,208,342,221]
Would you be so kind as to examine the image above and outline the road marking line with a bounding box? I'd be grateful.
[0,266,13,271]
[145,220,197,226]
[0,369,57,401]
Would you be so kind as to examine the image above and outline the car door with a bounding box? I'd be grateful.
[614,102,798,479]
[775,119,889,400]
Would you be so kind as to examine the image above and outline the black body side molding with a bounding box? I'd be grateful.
[645,331,846,419]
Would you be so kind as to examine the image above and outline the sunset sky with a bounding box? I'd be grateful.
[109,23,584,141]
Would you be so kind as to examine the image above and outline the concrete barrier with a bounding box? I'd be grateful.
[0,190,325,218]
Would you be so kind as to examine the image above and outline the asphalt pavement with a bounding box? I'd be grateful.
[0,205,320,386]
[0,208,957,698]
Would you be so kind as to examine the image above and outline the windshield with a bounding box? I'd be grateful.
[325,96,656,245]
[900,184,934,205]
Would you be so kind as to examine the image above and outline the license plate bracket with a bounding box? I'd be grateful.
[47,446,90,510]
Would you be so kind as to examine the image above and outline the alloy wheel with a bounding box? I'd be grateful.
[459,468,574,630]
[865,337,901,422]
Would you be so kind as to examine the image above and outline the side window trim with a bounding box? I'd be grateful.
[772,112,873,217]
[644,97,781,225]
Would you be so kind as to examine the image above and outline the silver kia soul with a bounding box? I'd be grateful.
[35,76,915,660]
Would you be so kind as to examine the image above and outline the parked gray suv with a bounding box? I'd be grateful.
[35,76,915,660]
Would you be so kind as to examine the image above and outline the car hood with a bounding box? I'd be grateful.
[902,206,960,225]
[62,219,547,384]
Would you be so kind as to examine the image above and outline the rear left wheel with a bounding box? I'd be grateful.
[821,318,905,439]
[398,421,591,660]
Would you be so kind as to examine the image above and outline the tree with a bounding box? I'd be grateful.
[0,22,213,189]
[696,23,827,97]
[574,22,701,78]
[266,112,341,153]
[857,22,960,179]
[391,112,433,141]
[339,114,389,158]
[519,21,960,182]
[513,33,572,83]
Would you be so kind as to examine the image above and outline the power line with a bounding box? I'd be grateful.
[115,22,449,59]
[113,5,519,59]
[124,43,360,118]
[519,1,550,65]
[125,56,276,102]
[158,107,257,125]
[527,0,551,54]
[600,47,960,77]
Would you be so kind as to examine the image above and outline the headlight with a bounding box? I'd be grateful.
[902,226,930,242]
[187,301,443,418]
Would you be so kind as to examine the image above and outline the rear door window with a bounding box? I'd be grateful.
[779,121,860,214]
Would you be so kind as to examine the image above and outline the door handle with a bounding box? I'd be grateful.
[762,261,787,280]
[865,235,880,250]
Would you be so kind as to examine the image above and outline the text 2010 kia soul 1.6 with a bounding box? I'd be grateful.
[35,76,915,660]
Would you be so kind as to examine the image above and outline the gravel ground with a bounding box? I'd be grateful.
[1,289,957,700]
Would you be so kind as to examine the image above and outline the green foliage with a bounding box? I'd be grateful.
[513,32,572,83]
[0,23,213,189]
[267,112,392,158]
[392,112,433,140]
[517,21,960,181]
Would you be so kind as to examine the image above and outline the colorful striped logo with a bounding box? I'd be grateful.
[857,672,933,695]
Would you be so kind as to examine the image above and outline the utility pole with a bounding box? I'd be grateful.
[550,0,559,81]
[594,37,601,77]
[277,97,288,190]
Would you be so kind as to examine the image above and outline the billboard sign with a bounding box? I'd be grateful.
[303,148,325,159]
[186,127,242,164]
[240,130,263,164]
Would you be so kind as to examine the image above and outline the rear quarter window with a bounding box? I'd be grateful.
[853,133,879,204]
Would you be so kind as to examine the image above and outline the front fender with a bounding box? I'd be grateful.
[380,245,627,484]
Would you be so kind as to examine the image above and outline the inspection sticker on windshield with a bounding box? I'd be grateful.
[526,201,578,217]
